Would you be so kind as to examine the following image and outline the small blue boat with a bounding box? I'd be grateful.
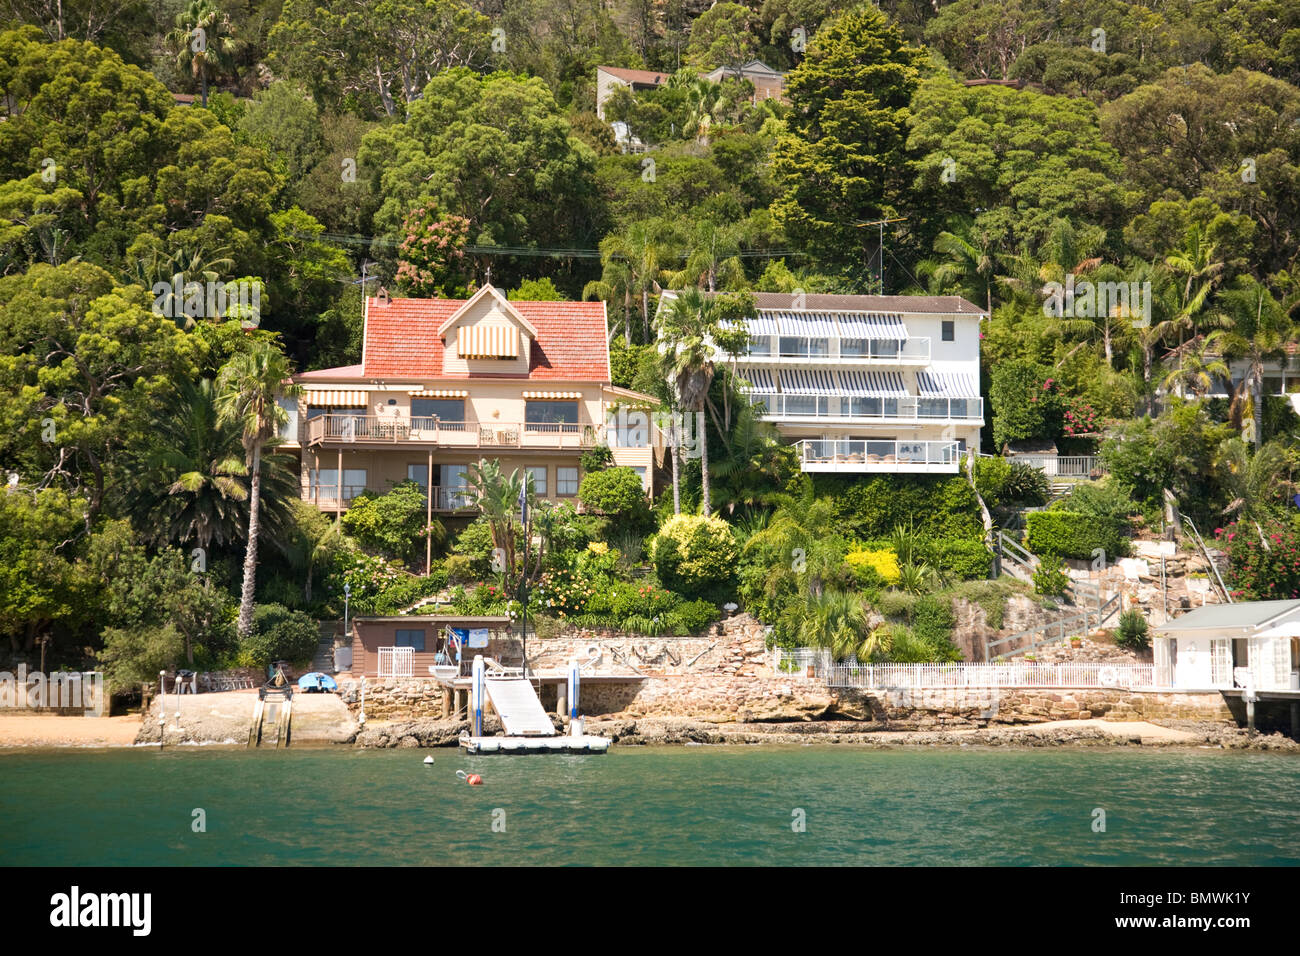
[297,672,338,693]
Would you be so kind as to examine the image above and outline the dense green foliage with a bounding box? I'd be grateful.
[1025,511,1127,562]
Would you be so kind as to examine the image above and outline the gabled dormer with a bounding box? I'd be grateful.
[437,284,539,375]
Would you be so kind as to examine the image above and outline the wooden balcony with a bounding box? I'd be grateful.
[306,416,602,450]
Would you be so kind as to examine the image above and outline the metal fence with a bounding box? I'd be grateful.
[377,646,414,679]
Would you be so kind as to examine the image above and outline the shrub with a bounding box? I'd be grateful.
[989,359,1064,449]
[579,443,615,473]
[845,547,900,585]
[610,581,681,623]
[444,554,476,584]
[241,604,320,668]
[578,466,653,534]
[1026,510,1126,561]
[668,598,720,634]
[1216,520,1300,600]
[974,456,1012,508]
[911,595,955,647]
[1033,554,1069,596]
[650,514,740,598]
[341,481,444,566]
[1116,607,1150,650]
[450,517,499,577]
[1002,461,1049,505]
[1059,479,1138,525]
[922,538,992,581]
[371,571,447,615]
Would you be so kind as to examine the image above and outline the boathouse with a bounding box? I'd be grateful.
[1153,599,1300,691]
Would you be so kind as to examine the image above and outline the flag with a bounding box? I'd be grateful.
[518,475,529,526]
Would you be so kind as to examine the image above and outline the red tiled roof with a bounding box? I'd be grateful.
[361,295,610,382]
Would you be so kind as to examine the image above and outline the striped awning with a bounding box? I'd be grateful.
[741,313,782,336]
[739,367,777,392]
[458,323,519,359]
[779,367,838,395]
[917,371,979,397]
[768,311,837,337]
[522,390,583,400]
[410,388,469,398]
[837,313,909,339]
[305,389,368,405]
[839,370,908,397]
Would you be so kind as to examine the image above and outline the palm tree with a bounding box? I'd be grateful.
[657,288,731,516]
[708,404,790,514]
[168,0,239,108]
[917,224,1000,315]
[796,591,884,662]
[666,219,747,292]
[682,79,729,141]
[461,460,536,591]
[1160,336,1230,398]
[1162,222,1227,347]
[1213,437,1295,545]
[279,500,342,604]
[1206,276,1295,450]
[216,343,301,638]
[592,219,674,342]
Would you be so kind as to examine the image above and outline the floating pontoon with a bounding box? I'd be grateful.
[457,656,611,755]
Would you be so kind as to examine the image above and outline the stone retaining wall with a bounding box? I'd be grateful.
[838,687,1235,729]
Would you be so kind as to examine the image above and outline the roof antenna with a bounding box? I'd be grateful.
[854,217,907,294]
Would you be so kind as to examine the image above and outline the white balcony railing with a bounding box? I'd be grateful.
[735,337,932,364]
[796,439,960,472]
[307,415,603,449]
[749,394,982,423]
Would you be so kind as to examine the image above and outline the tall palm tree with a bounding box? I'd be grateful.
[168,0,239,108]
[216,343,300,638]
[1206,276,1295,450]
[657,288,730,516]
[1162,222,1226,347]
[461,460,536,591]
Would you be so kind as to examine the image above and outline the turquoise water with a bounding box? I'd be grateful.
[2,745,1298,866]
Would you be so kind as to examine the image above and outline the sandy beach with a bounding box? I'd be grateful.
[0,714,143,748]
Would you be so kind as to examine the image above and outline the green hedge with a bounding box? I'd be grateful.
[1025,511,1126,561]
[923,538,992,581]
[812,474,983,542]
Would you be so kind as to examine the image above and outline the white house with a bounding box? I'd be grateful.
[700,292,986,474]
[1153,600,1300,691]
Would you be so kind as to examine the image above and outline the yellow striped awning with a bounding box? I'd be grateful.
[409,389,469,398]
[523,390,583,400]
[305,389,369,405]
[458,323,518,358]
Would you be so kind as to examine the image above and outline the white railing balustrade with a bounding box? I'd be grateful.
[747,394,983,422]
[775,652,1160,690]
[796,439,960,470]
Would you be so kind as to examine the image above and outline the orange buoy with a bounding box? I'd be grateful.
[466,773,483,786]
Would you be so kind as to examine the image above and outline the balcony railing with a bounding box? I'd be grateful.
[311,484,479,511]
[307,416,603,449]
[796,439,960,473]
[735,337,932,364]
[1012,455,1105,478]
[748,394,983,423]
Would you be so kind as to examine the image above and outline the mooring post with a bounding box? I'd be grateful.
[1290,701,1298,740]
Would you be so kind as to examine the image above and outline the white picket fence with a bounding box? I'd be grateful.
[776,650,1158,690]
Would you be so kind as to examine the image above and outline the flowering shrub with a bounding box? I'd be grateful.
[395,205,472,297]
[447,583,509,616]
[1216,521,1300,600]
[846,548,900,585]
[327,550,407,613]
[1062,399,1100,437]
[531,569,592,618]
[650,514,739,598]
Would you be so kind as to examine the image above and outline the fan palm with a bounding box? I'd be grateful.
[168,0,239,107]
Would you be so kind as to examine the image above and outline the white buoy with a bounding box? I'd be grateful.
[423,756,435,765]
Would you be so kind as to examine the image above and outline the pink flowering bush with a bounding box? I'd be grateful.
[1216,520,1300,600]
[395,205,472,297]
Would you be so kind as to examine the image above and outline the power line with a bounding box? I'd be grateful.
[291,231,810,261]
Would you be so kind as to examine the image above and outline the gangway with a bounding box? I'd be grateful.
[248,662,294,748]
[484,677,557,736]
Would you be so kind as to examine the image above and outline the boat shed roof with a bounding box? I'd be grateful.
[1154,600,1300,634]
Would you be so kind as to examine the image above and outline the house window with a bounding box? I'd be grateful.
[557,466,579,495]
[310,468,368,500]
[440,464,474,508]
[525,401,579,428]
[394,629,426,652]
[840,338,868,357]
[411,398,465,422]
[407,464,428,490]
[526,466,547,496]
[784,395,829,416]
[941,320,954,342]
[747,335,771,357]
